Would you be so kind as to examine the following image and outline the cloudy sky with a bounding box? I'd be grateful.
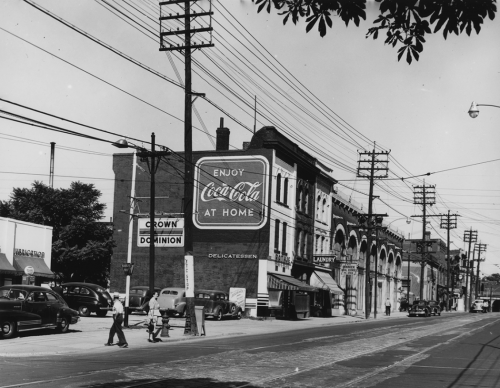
[1,1,499,274]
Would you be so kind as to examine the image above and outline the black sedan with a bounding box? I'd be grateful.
[408,300,431,317]
[0,285,79,339]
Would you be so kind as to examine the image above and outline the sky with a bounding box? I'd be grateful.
[0,1,499,275]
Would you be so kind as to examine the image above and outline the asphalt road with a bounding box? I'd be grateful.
[1,313,499,388]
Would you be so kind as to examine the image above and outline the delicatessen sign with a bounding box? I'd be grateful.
[193,156,269,229]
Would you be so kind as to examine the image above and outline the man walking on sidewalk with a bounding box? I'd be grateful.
[385,298,391,316]
[105,292,128,348]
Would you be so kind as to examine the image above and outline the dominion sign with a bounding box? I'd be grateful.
[193,155,269,229]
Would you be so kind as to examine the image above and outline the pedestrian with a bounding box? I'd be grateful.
[105,292,128,348]
[50,281,63,296]
[147,292,163,342]
[385,298,391,316]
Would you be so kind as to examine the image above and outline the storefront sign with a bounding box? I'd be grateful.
[24,266,35,275]
[15,249,45,258]
[313,255,336,264]
[185,255,194,298]
[229,287,246,309]
[340,263,357,275]
[208,254,258,259]
[137,218,184,247]
[268,254,291,266]
[193,156,269,229]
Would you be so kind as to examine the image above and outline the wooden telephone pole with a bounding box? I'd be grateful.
[159,0,214,335]
[356,144,389,319]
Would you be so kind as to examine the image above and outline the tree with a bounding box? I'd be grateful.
[252,0,497,64]
[485,273,500,283]
[0,181,115,286]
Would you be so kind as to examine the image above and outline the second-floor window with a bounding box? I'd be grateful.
[274,219,280,253]
[276,173,281,202]
[282,222,287,254]
[283,178,288,205]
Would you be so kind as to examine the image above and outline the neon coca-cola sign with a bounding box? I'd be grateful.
[193,155,269,229]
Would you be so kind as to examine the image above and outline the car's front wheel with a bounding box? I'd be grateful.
[235,310,242,320]
[57,316,70,333]
[1,320,17,339]
[78,306,91,317]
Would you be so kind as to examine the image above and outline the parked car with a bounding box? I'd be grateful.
[408,300,431,317]
[428,300,441,316]
[470,299,487,313]
[194,289,242,320]
[158,287,187,317]
[0,285,79,339]
[128,286,162,314]
[61,282,112,317]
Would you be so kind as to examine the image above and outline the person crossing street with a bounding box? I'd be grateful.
[105,292,128,348]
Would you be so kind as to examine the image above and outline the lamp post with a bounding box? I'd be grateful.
[112,133,171,298]
[468,101,500,118]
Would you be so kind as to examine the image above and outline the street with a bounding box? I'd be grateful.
[1,313,499,387]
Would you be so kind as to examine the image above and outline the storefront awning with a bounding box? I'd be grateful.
[310,271,343,295]
[268,273,319,292]
[0,253,20,275]
[13,256,55,278]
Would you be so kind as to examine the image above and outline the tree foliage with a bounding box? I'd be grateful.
[252,0,497,64]
[0,181,115,286]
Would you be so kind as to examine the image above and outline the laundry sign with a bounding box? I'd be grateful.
[137,217,184,247]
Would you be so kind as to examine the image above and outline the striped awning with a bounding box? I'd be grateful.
[0,253,20,275]
[13,256,55,278]
[311,271,344,295]
[268,273,319,292]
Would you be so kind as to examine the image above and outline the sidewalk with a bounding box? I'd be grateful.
[0,310,414,357]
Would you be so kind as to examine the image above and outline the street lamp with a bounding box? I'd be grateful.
[112,133,171,301]
[468,101,500,118]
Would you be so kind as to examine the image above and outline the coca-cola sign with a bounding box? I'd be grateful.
[193,156,269,229]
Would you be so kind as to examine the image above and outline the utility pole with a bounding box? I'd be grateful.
[463,228,477,309]
[356,144,389,319]
[159,0,214,335]
[412,182,436,302]
[439,211,459,301]
[474,242,487,300]
[49,142,55,188]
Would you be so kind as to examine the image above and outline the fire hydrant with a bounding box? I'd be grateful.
[160,313,170,337]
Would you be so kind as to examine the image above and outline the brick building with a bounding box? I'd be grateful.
[110,124,405,318]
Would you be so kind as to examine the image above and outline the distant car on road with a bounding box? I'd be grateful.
[428,300,441,316]
[408,300,431,317]
[0,285,79,339]
[194,289,242,320]
[158,287,187,317]
[61,282,112,317]
[128,286,162,314]
[470,299,487,313]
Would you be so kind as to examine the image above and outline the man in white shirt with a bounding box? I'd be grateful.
[105,293,128,348]
[385,298,391,316]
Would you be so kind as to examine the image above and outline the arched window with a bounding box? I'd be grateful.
[296,229,302,257]
[315,234,320,253]
[274,219,280,252]
[316,195,321,220]
[276,173,281,202]
[303,232,308,259]
[283,178,288,205]
[322,198,327,222]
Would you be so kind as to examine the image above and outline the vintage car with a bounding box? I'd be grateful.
[128,286,162,314]
[61,282,112,317]
[470,299,487,313]
[158,287,187,317]
[0,285,79,339]
[194,289,242,320]
[408,300,431,317]
[428,300,441,316]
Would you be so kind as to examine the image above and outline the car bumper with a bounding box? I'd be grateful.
[70,316,80,324]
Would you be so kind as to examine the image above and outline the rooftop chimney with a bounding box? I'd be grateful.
[216,117,230,151]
